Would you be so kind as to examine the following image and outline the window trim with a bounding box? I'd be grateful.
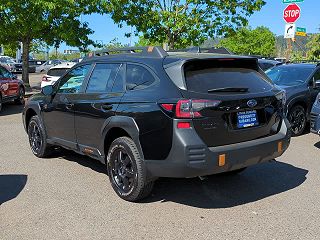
[54,63,94,95]
[84,62,124,94]
[125,63,160,92]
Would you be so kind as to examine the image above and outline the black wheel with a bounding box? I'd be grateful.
[28,115,53,158]
[107,137,154,202]
[14,87,25,105]
[288,105,307,136]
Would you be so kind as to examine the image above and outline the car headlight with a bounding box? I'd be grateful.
[275,90,287,107]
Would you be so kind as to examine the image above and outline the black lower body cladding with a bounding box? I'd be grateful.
[145,119,291,178]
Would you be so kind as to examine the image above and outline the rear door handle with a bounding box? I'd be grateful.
[66,103,74,110]
[101,104,113,111]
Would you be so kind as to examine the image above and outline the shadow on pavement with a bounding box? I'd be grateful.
[52,149,107,175]
[314,141,320,149]
[0,174,28,205]
[0,103,24,116]
[142,161,308,208]
[45,149,308,208]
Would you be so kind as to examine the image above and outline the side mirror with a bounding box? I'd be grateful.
[41,85,54,96]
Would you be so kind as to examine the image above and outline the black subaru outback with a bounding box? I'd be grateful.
[23,46,291,201]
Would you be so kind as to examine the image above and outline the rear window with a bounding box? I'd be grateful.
[184,60,273,94]
[47,68,70,77]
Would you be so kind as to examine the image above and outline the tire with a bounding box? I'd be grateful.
[14,87,25,105]
[27,115,53,158]
[106,137,154,202]
[287,105,307,136]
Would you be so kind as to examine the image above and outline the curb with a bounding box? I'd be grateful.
[25,91,40,98]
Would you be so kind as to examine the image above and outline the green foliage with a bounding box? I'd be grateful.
[0,0,106,85]
[217,26,276,56]
[103,38,128,49]
[306,34,320,60]
[135,36,161,47]
[105,0,266,49]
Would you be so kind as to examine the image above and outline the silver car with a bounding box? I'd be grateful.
[36,60,65,73]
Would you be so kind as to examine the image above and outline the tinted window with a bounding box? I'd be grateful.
[86,63,121,93]
[0,66,11,78]
[184,60,272,94]
[47,68,70,77]
[314,69,320,81]
[57,65,91,94]
[259,63,274,71]
[112,64,125,92]
[126,64,157,91]
[266,66,314,86]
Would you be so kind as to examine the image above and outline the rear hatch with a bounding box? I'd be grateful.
[169,58,284,147]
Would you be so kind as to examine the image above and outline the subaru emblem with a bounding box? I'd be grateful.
[247,99,257,108]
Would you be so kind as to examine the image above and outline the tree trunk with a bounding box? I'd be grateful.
[22,40,31,90]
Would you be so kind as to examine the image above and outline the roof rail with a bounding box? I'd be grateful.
[168,46,233,55]
[87,46,168,58]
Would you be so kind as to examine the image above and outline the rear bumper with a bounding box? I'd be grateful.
[310,105,320,135]
[145,119,291,178]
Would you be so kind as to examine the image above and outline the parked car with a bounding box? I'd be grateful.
[23,46,291,201]
[311,92,320,135]
[41,62,76,88]
[266,63,320,136]
[0,65,25,112]
[36,60,65,73]
[258,59,282,71]
[71,58,83,63]
[0,57,16,72]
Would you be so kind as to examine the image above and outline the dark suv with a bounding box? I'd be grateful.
[23,47,291,201]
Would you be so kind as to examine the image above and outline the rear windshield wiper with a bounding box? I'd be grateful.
[207,87,249,93]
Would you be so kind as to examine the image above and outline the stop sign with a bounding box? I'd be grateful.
[283,3,301,23]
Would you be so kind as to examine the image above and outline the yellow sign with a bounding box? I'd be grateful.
[296,31,307,36]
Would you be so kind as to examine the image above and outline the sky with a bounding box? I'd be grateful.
[61,0,320,51]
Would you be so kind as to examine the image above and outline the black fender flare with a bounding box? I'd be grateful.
[23,103,42,132]
[99,116,144,159]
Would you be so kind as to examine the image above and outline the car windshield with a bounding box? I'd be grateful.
[266,65,314,86]
[0,58,15,64]
[47,68,70,77]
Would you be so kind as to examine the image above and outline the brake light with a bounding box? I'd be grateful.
[161,103,174,111]
[176,99,221,118]
[42,76,50,82]
[177,122,191,129]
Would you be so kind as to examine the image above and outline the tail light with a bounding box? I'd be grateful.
[42,76,50,82]
[161,99,221,119]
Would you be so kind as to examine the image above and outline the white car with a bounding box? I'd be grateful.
[41,62,76,88]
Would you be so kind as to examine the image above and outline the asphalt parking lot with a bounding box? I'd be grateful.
[0,101,320,240]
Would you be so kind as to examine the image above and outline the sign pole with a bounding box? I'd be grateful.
[286,38,293,62]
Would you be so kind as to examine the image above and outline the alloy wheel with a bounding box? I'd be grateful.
[288,107,306,135]
[29,122,43,154]
[110,148,137,194]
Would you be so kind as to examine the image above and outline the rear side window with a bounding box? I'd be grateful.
[47,68,69,77]
[184,60,273,94]
[86,63,121,93]
[126,64,157,91]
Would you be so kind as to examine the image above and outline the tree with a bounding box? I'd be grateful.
[217,26,276,56]
[105,0,266,49]
[306,34,320,60]
[0,0,105,88]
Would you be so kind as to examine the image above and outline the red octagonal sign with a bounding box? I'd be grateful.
[283,3,301,23]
